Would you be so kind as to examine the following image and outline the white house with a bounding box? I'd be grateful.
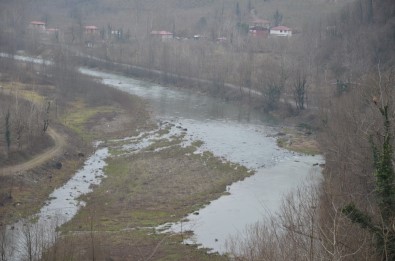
[270,26,292,37]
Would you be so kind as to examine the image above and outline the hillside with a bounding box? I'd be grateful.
[5,0,353,36]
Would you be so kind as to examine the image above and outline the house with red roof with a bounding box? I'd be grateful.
[150,30,173,41]
[248,18,271,38]
[270,26,292,37]
[29,21,46,30]
[250,19,271,29]
[84,25,99,35]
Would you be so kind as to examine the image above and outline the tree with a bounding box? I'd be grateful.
[235,2,241,23]
[292,72,308,111]
[5,109,11,156]
[42,101,50,133]
[262,81,282,112]
[342,105,395,260]
[273,10,283,26]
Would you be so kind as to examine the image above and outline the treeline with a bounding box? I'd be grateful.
[228,0,395,260]
[0,57,54,164]
[0,45,144,165]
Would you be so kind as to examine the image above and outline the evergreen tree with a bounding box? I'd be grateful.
[342,105,395,260]
[273,9,283,26]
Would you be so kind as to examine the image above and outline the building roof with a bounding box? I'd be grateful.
[249,26,269,31]
[30,21,46,25]
[84,25,98,30]
[151,30,173,35]
[251,19,271,25]
[46,28,59,32]
[271,26,291,31]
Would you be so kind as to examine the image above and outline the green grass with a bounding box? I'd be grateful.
[62,102,117,141]
[61,138,252,259]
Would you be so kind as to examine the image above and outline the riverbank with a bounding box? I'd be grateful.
[49,123,251,260]
[0,64,151,226]
[76,54,321,157]
[0,66,250,260]
[45,68,320,259]
[1,55,320,260]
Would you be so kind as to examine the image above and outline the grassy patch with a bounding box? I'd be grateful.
[191,140,204,147]
[45,229,228,261]
[62,141,251,259]
[61,100,117,141]
[276,128,320,155]
[144,136,184,152]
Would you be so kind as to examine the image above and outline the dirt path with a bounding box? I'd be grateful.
[0,127,66,176]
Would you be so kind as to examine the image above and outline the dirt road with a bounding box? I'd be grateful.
[0,127,66,176]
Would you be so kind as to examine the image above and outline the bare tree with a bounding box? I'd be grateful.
[293,72,308,111]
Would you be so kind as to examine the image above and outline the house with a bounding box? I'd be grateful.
[85,41,94,48]
[270,26,292,37]
[217,37,227,43]
[29,21,46,30]
[193,34,208,40]
[249,26,269,38]
[45,28,59,34]
[45,28,59,38]
[84,25,99,35]
[150,30,173,41]
[111,30,122,39]
[250,19,271,29]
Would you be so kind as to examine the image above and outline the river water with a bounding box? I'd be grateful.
[79,68,323,253]
[3,60,322,258]
[5,147,109,260]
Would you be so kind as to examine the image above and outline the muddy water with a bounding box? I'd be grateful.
[80,68,323,253]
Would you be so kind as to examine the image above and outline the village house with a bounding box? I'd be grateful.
[270,26,292,37]
[249,26,269,38]
[111,30,122,39]
[29,21,46,30]
[217,37,227,43]
[150,30,173,41]
[250,19,271,29]
[85,41,94,48]
[45,28,60,41]
[248,18,271,38]
[84,25,99,35]
[193,34,208,40]
[45,28,59,34]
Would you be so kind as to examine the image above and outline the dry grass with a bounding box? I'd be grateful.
[59,128,251,259]
[276,127,320,155]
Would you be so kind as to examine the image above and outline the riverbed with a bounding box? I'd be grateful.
[80,67,323,253]
[2,54,321,258]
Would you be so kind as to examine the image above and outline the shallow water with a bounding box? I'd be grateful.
[1,55,323,255]
[80,68,323,253]
[5,148,108,260]
[164,155,323,253]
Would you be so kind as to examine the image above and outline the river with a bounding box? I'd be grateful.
[2,56,322,258]
[79,68,323,253]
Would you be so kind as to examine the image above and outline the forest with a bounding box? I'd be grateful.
[0,0,394,260]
